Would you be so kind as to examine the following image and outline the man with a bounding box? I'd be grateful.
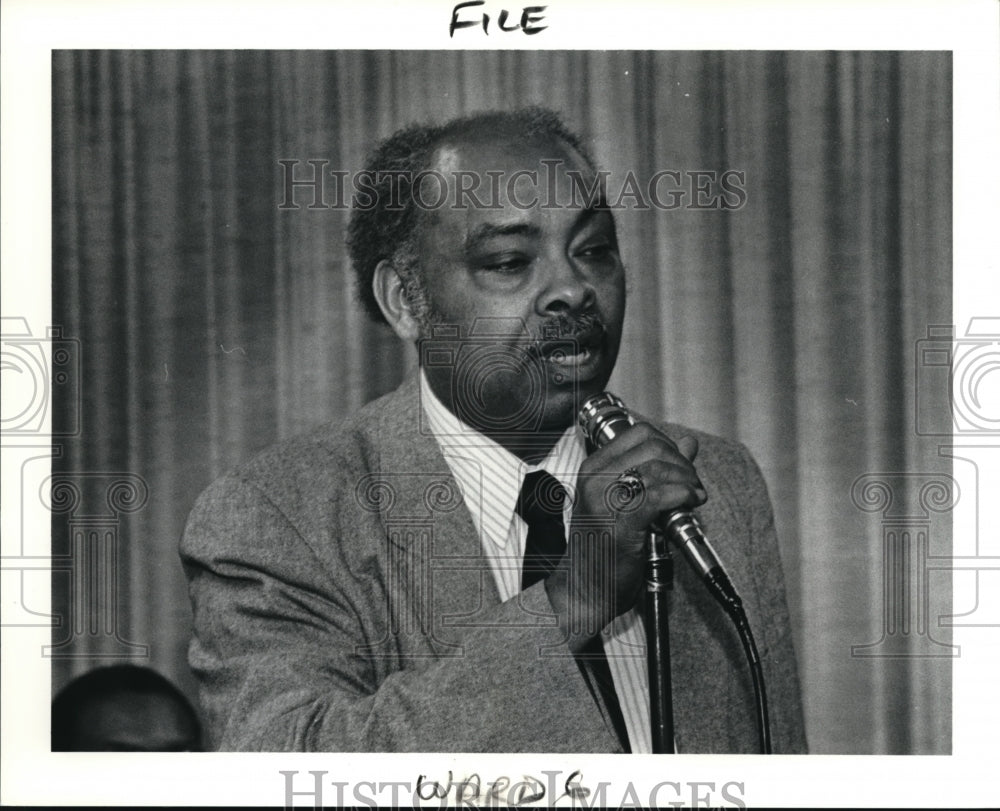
[181,107,806,753]
[51,665,202,752]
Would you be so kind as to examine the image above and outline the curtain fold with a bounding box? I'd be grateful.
[51,50,952,754]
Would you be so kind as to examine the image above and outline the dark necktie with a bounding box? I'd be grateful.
[516,470,632,753]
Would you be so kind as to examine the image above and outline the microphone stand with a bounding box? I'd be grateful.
[645,529,675,753]
[580,394,677,753]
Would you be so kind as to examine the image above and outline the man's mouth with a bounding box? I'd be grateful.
[535,327,605,368]
[545,345,594,367]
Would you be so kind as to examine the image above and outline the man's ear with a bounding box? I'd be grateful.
[372,259,422,342]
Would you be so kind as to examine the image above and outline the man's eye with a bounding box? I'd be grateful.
[575,242,614,259]
[481,256,529,273]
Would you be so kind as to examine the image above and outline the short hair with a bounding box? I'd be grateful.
[346,106,595,325]
[51,664,200,751]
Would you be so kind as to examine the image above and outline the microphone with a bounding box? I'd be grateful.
[578,390,772,753]
[577,392,741,612]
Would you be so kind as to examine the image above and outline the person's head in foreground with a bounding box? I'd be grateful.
[52,664,202,751]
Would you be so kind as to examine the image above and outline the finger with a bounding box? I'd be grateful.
[583,422,698,469]
[631,458,706,505]
[593,458,705,522]
[580,420,662,462]
[676,434,699,463]
[615,479,708,534]
[603,441,700,487]
[643,479,708,510]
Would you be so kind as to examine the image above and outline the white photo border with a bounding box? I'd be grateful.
[2,0,998,807]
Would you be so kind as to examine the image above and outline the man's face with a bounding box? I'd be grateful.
[415,134,626,446]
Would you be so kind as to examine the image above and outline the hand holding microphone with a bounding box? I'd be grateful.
[578,393,744,614]
[543,397,707,653]
[574,392,772,754]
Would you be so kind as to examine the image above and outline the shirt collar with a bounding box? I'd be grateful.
[419,370,585,549]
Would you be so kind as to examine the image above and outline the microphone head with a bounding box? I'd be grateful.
[578,391,633,450]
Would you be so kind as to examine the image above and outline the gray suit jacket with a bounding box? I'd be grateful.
[181,376,807,752]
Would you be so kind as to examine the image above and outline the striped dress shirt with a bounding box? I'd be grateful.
[419,372,652,753]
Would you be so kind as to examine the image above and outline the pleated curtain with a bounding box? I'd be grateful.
[51,50,952,754]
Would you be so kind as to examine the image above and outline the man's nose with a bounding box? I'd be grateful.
[535,256,595,315]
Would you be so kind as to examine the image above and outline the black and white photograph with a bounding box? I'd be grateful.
[2,1,998,807]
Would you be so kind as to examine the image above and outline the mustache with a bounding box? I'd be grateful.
[418,314,606,353]
[538,311,602,338]
[531,312,606,354]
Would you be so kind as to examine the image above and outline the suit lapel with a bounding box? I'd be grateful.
[362,377,622,751]
[374,377,502,656]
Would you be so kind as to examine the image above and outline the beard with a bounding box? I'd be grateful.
[407,265,615,441]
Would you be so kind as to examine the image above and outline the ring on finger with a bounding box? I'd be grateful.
[616,466,645,500]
